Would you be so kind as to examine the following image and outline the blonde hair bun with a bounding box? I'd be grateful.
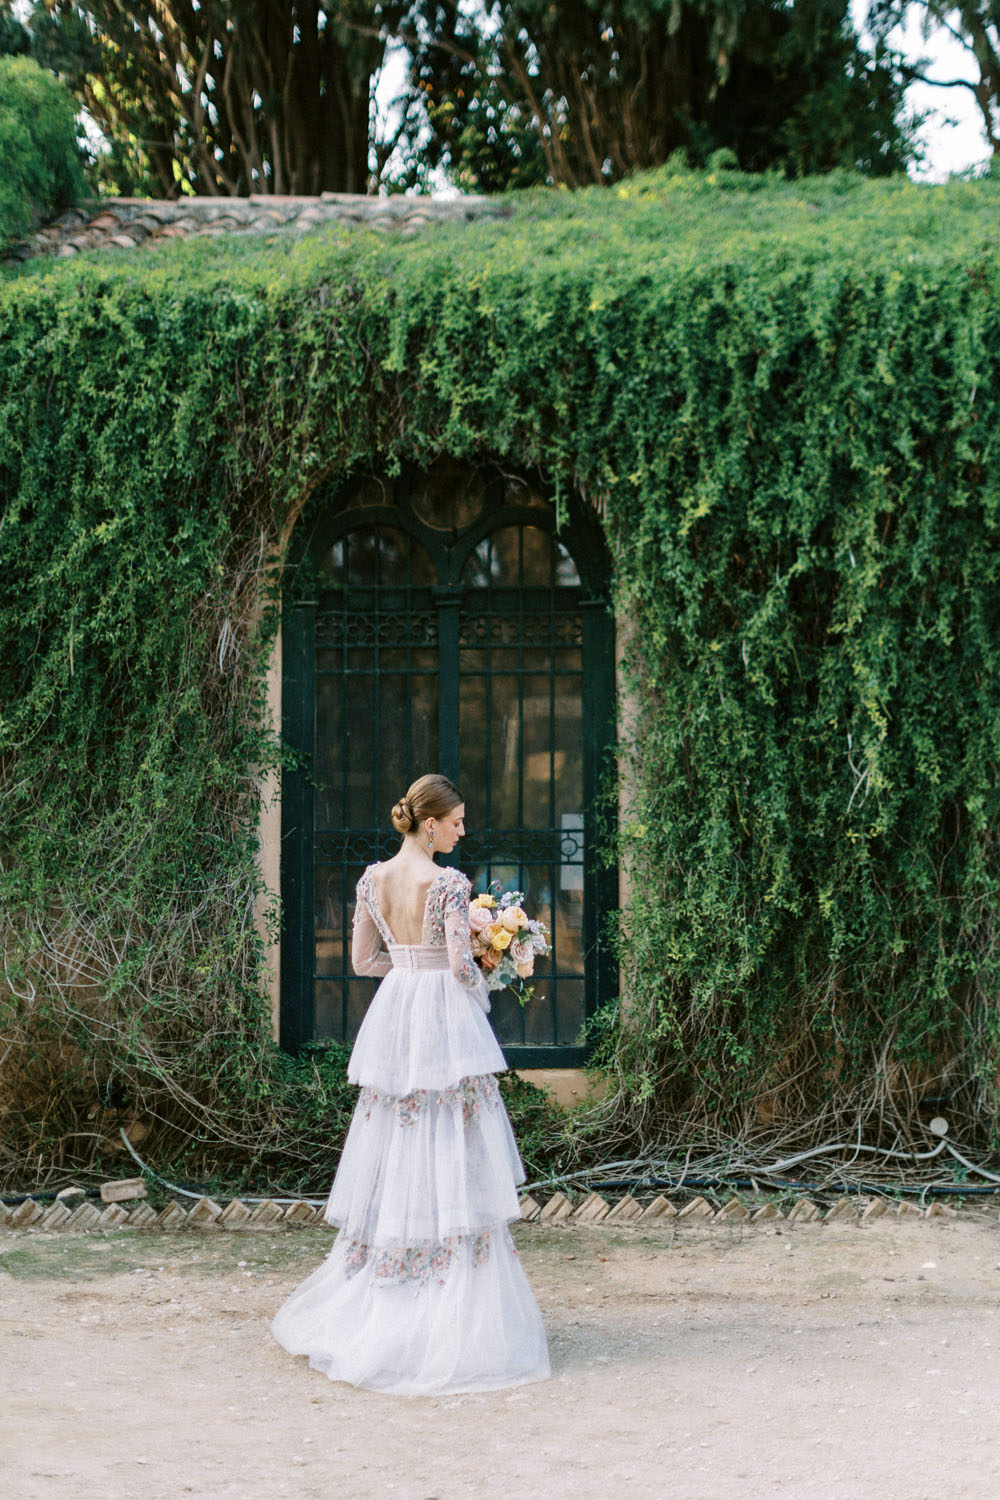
[391,798,415,834]
[390,774,462,836]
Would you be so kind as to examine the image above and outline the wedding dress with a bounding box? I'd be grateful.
[269,863,550,1395]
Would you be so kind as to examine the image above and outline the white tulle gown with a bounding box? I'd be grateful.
[269,863,550,1395]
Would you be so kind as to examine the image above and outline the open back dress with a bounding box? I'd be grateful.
[269,862,550,1395]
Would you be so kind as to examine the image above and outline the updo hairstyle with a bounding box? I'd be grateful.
[391,773,463,835]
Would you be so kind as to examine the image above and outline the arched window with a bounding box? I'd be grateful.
[280,462,616,1065]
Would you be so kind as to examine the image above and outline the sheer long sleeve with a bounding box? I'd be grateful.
[351,900,392,977]
[443,889,491,1013]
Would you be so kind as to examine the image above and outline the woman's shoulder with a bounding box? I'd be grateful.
[355,862,383,895]
[425,865,472,910]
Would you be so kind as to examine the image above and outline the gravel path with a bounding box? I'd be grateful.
[3,1214,999,1500]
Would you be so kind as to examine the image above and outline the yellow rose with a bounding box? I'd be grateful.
[471,894,496,909]
[491,928,512,951]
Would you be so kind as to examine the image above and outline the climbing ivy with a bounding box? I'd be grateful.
[2,162,1000,1189]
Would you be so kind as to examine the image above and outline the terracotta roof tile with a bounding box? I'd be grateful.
[3,192,510,266]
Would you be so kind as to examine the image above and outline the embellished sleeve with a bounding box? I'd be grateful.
[351,881,392,978]
[441,871,490,1010]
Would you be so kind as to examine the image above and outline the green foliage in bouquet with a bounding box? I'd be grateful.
[2,163,1000,1188]
[0,56,82,249]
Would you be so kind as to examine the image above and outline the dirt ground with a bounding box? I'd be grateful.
[2,1212,1000,1500]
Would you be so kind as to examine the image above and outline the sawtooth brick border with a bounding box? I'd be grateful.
[0,1189,973,1233]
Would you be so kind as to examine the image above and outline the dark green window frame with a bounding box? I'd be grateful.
[279,463,617,1065]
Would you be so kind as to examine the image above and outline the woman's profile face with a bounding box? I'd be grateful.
[433,804,466,852]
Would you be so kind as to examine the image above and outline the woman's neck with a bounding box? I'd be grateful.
[399,833,436,864]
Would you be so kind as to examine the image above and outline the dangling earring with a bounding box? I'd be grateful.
[426,826,435,851]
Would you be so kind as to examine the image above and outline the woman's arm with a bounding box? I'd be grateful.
[351,900,393,977]
[444,909,486,990]
[443,879,490,1010]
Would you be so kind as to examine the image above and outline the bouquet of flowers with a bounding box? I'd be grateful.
[468,883,551,996]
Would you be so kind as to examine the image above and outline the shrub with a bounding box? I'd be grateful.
[0,55,82,248]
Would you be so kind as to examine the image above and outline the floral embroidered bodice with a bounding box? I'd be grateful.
[352,864,483,991]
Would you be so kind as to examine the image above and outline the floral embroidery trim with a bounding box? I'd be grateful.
[340,1230,494,1287]
[440,1074,501,1124]
[359,1075,500,1127]
[423,867,472,947]
[342,1239,369,1275]
[357,866,395,949]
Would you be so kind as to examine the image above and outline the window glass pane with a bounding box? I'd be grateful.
[474,527,519,586]
[488,674,523,828]
[341,528,435,588]
[554,539,581,587]
[378,672,438,811]
[411,460,488,530]
[519,526,557,586]
[463,538,493,587]
[524,976,557,1046]
[314,867,345,951]
[553,682,584,817]
[315,675,344,826]
[459,674,488,797]
[314,980,346,1039]
[503,475,550,512]
[546,978,585,1042]
[489,987,526,1047]
[344,673,376,827]
[553,888,586,976]
[347,979,377,1035]
[339,477,390,512]
[520,674,555,826]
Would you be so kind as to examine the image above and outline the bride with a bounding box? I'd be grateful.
[270,773,551,1395]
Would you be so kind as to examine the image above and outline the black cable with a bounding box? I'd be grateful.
[587,1176,998,1199]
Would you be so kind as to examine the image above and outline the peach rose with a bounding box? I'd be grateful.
[501,907,526,932]
[469,904,494,933]
[516,961,534,979]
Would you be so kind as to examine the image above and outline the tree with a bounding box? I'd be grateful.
[5,0,918,199]
[0,10,31,55]
[0,55,83,245]
[11,0,412,197]
[869,0,1000,157]
[396,0,916,191]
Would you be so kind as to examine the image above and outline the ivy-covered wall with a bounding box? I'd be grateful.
[2,166,1000,1190]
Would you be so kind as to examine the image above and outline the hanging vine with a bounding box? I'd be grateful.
[2,162,1000,1192]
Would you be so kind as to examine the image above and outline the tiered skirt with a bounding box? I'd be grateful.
[269,965,551,1395]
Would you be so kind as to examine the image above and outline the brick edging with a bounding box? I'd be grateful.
[0,1187,975,1234]
[0,1195,322,1233]
[519,1189,966,1226]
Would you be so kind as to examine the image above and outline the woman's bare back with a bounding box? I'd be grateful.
[372,853,437,946]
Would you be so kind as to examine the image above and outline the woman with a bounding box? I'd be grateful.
[270,773,550,1395]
